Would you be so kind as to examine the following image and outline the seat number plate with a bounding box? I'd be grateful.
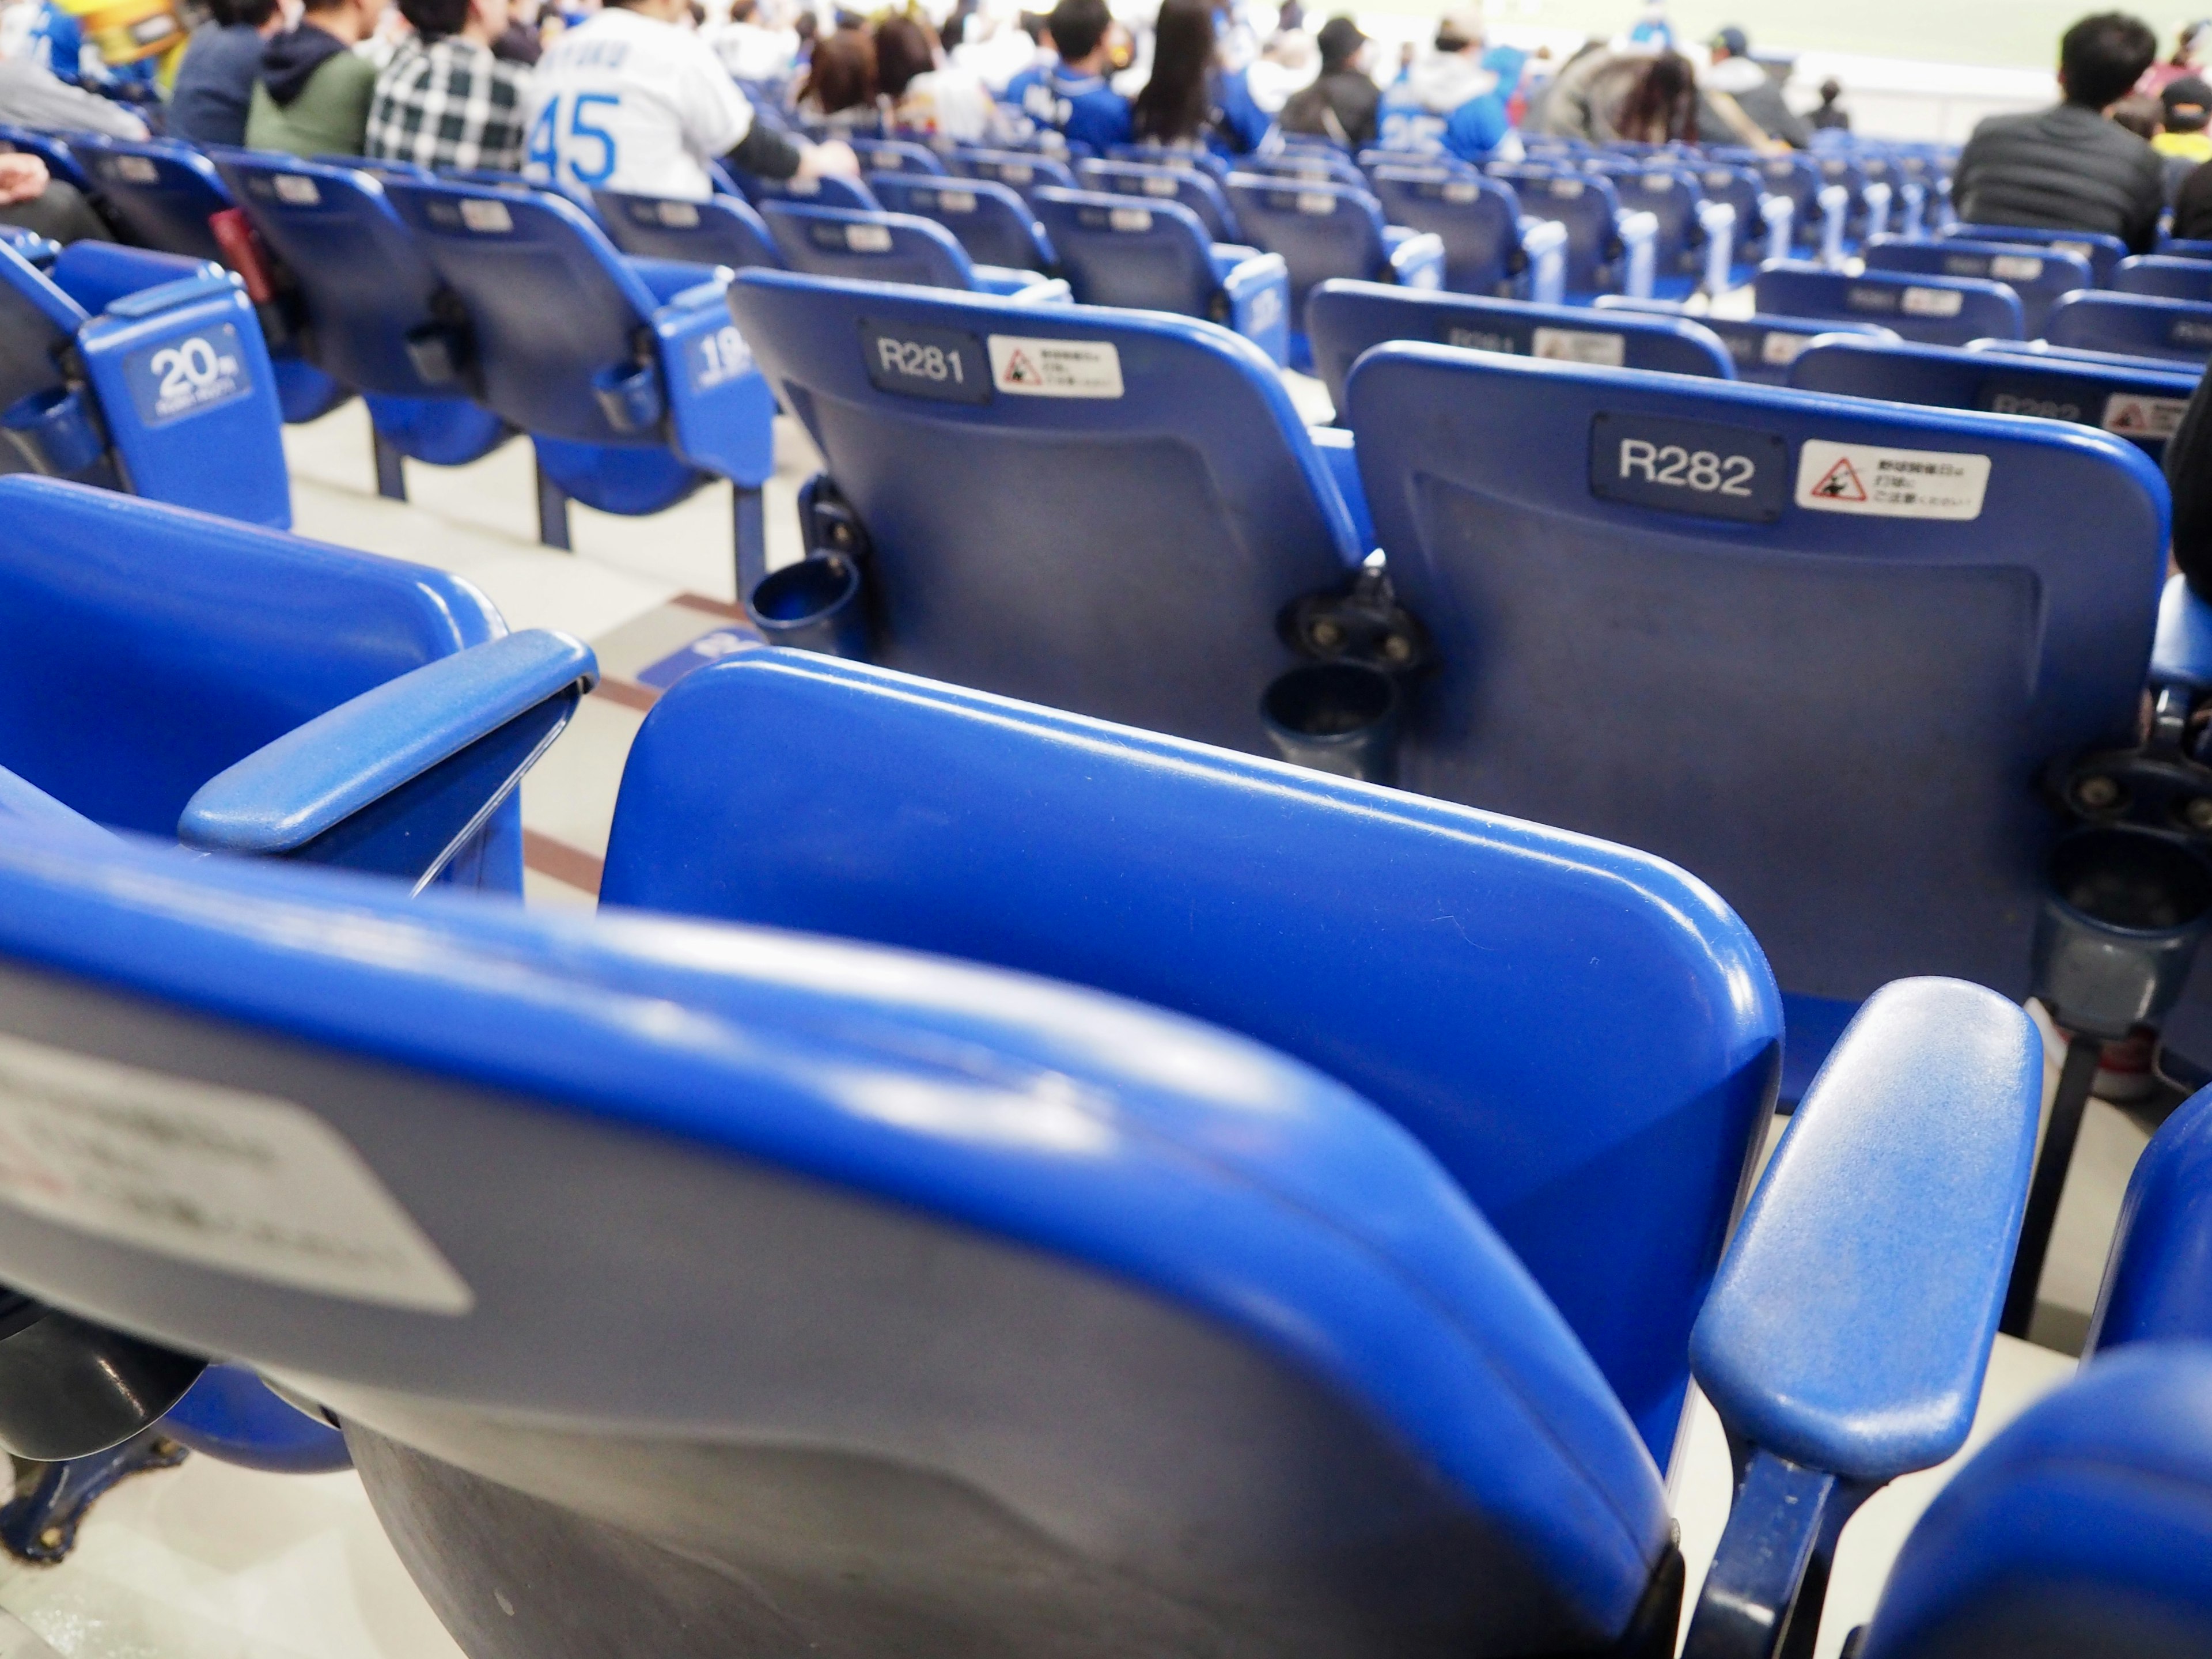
[1589,413,1787,523]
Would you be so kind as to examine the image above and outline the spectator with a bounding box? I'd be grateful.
[1626,0,1672,51]
[524,0,856,198]
[494,0,544,63]
[0,150,108,243]
[1280,15,1377,148]
[1527,39,1642,140]
[366,0,531,171]
[2158,74,2212,157]
[1953,12,2163,255]
[2139,18,2210,95]
[1614,48,1696,143]
[169,0,284,147]
[1809,75,1849,131]
[245,0,383,157]
[794,24,876,127]
[1127,0,1267,159]
[1010,0,1129,152]
[2110,90,2162,137]
[1698,26,1807,149]
[2166,145,2212,236]
[707,0,793,79]
[877,13,998,143]
[0,51,149,137]
[1374,6,1521,162]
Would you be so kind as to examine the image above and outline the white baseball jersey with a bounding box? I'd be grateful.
[523,7,755,200]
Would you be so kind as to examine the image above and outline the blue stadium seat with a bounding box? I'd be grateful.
[1590,161,1736,299]
[1222,175,1445,366]
[1109,140,1229,181]
[1596,296,1900,384]
[2089,1084,2212,1351]
[1945,222,2129,287]
[1031,188,1288,363]
[2161,235,2212,263]
[1240,149,1368,191]
[948,146,1079,202]
[0,649,2039,1657]
[0,236,289,526]
[1862,234,2092,338]
[215,153,515,505]
[1076,156,1240,241]
[725,269,1365,753]
[2115,253,2212,304]
[1307,282,1732,413]
[1366,166,1568,301]
[0,122,95,195]
[593,186,783,271]
[2045,290,2212,363]
[380,177,779,584]
[1342,345,2173,1094]
[848,135,948,175]
[1710,149,1848,266]
[870,173,1055,273]
[1853,150,1927,239]
[760,200,1067,298]
[1788,335,2199,459]
[1968,336,2206,379]
[1755,261,2025,347]
[1484,166,1657,300]
[0,474,589,892]
[64,134,347,423]
[1811,150,1895,244]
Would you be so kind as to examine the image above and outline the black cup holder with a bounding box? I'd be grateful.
[1261,662,1401,784]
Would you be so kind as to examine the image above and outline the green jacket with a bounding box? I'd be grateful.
[244,44,375,157]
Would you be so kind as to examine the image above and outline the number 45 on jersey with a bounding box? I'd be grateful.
[528,93,623,188]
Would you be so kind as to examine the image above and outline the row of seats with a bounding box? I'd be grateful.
[0,471,2205,1654]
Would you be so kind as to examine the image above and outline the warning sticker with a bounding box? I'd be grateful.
[844,222,893,252]
[1760,330,1813,367]
[1443,180,1479,203]
[459,198,512,233]
[936,188,977,212]
[987,335,1123,397]
[274,173,320,206]
[0,1034,472,1313]
[2104,392,2191,439]
[1108,206,1152,232]
[654,200,700,227]
[1796,438,1990,520]
[1901,286,1965,318]
[1295,191,1336,215]
[1532,327,1627,368]
[1990,253,2044,282]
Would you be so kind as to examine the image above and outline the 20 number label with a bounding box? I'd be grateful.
[1618,439,1755,498]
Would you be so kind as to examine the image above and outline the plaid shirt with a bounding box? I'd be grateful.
[366,37,528,173]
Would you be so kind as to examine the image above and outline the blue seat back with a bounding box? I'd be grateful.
[1596,297,1900,385]
[67,137,232,263]
[949,146,1078,202]
[0,240,84,414]
[604,651,1783,1461]
[1862,235,2090,336]
[1857,1346,2212,1659]
[869,175,1050,272]
[1968,336,2205,378]
[1789,335,2199,460]
[1945,221,2128,287]
[1342,346,2169,1015]
[734,169,881,213]
[1487,166,1625,294]
[593,188,782,271]
[2046,290,2212,364]
[2086,1086,2212,1351]
[1075,157,1237,241]
[1593,161,1705,278]
[1755,262,2024,347]
[1367,168,1523,294]
[1224,175,1390,316]
[1030,187,1221,315]
[380,178,670,446]
[1108,140,1228,181]
[0,123,93,193]
[1306,281,1731,412]
[2115,254,2212,304]
[849,135,948,175]
[726,270,1361,752]
[0,799,1694,1656]
[1694,162,1767,248]
[1243,150,1367,191]
[760,200,983,290]
[0,475,510,847]
[1718,150,1823,242]
[214,154,457,399]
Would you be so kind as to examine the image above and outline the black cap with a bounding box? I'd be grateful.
[2165,74,2212,112]
[1710,24,1748,55]
[1316,14,1366,66]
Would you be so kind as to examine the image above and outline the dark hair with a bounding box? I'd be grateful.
[1818,77,1842,103]
[1045,0,1109,63]
[1615,51,1698,142]
[2060,12,2158,109]
[940,1,972,50]
[874,14,935,97]
[1130,0,1214,142]
[2176,20,2210,63]
[208,0,279,26]
[1017,10,1046,40]
[794,11,817,41]
[801,25,878,111]
[398,0,469,36]
[2110,90,2162,135]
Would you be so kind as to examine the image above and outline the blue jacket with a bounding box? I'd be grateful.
[168,22,267,147]
[1376,50,1518,162]
[1018,68,1132,154]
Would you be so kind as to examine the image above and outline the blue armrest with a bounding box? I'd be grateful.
[1308,426,1373,551]
[1520,217,1569,305]
[973,266,1072,302]
[0,763,107,840]
[1817,182,1850,267]
[1692,976,2040,1481]
[179,630,597,884]
[102,271,245,321]
[1384,228,1447,291]
[1760,194,1794,265]
[48,243,221,315]
[2152,574,2212,693]
[1862,180,1895,240]
[1696,200,1737,297]
[1221,248,1290,366]
[625,256,727,308]
[1613,209,1659,300]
